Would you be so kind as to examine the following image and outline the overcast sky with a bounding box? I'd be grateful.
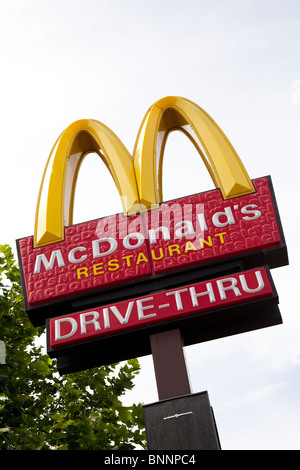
[1,0,300,450]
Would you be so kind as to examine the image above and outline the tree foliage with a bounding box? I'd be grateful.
[0,244,146,450]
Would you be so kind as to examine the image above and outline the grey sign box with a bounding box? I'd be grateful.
[143,392,221,450]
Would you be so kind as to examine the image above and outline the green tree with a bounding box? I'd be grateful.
[0,244,146,450]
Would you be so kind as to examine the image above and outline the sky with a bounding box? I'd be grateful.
[1,0,300,450]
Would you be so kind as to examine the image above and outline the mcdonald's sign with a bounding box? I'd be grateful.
[16,97,288,371]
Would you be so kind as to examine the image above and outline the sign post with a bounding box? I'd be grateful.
[143,392,221,450]
[150,329,191,401]
[146,329,222,450]
[16,96,288,450]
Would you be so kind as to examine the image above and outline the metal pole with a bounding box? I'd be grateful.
[150,328,191,400]
[145,328,221,450]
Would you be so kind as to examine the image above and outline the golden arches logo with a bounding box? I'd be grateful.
[34,96,254,248]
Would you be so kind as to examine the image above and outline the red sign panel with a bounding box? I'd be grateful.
[48,268,274,351]
[146,177,282,274]
[17,177,286,326]
[18,212,151,307]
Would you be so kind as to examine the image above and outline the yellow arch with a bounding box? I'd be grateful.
[133,96,254,208]
[34,97,254,248]
[34,119,139,247]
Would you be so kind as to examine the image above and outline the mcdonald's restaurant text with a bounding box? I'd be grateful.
[18,177,283,308]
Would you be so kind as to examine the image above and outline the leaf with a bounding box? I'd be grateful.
[31,359,51,376]
[0,427,10,433]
